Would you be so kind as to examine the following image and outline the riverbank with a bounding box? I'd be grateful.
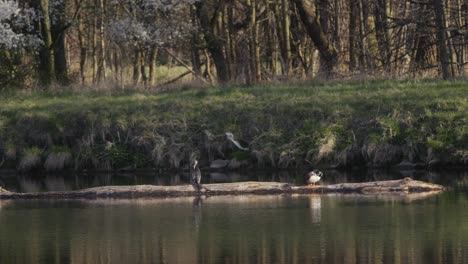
[0,79,467,171]
[0,178,444,199]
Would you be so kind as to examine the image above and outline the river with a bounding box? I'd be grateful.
[0,169,467,263]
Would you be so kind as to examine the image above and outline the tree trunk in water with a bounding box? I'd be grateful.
[293,0,338,77]
[195,2,230,84]
[432,0,452,79]
[37,0,55,87]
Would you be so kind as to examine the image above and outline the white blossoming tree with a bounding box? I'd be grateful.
[106,0,197,86]
[0,0,41,88]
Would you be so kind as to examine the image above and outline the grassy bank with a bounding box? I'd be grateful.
[0,80,467,171]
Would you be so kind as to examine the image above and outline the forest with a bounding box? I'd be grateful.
[1,0,468,89]
[0,0,466,171]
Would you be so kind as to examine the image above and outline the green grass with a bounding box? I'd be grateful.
[0,79,467,170]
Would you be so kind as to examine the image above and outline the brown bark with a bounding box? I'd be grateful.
[133,49,141,85]
[37,0,55,86]
[293,0,338,76]
[280,0,291,76]
[247,0,261,83]
[195,1,230,83]
[374,0,391,70]
[51,0,68,84]
[432,0,453,79]
[190,5,202,78]
[148,46,159,86]
[76,4,87,85]
[96,0,106,83]
[349,0,358,72]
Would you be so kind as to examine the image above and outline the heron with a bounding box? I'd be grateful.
[190,159,202,191]
[306,170,323,186]
[225,132,249,151]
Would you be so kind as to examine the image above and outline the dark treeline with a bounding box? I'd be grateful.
[1,0,468,88]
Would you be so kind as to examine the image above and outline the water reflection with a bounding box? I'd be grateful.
[192,196,203,233]
[308,195,321,224]
[2,192,468,263]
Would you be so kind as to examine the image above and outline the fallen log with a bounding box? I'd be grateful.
[0,178,444,200]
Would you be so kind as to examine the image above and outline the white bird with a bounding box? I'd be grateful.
[225,132,249,151]
[306,170,323,186]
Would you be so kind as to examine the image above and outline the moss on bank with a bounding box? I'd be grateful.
[0,79,467,171]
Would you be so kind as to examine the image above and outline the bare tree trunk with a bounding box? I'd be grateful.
[76,1,87,85]
[133,49,141,85]
[51,0,68,84]
[190,5,202,78]
[227,4,237,80]
[349,0,358,72]
[374,0,391,71]
[293,0,338,76]
[432,0,452,79]
[195,2,230,84]
[203,49,213,82]
[96,0,106,83]
[37,0,55,87]
[113,48,120,84]
[280,0,291,76]
[92,5,98,84]
[247,0,261,82]
[140,50,148,86]
[148,46,159,86]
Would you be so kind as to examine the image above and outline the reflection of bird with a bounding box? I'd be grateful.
[225,132,249,151]
[309,196,322,224]
[192,196,202,232]
[307,170,323,186]
[191,159,202,191]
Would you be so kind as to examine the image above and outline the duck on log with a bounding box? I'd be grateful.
[0,178,444,200]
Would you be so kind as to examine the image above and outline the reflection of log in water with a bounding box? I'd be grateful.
[0,178,444,199]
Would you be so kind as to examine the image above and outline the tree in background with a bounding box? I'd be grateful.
[0,0,41,88]
[1,0,467,89]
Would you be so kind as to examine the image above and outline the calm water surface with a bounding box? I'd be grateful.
[0,170,468,263]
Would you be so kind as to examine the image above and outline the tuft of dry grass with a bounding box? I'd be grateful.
[18,147,42,172]
[44,151,72,171]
